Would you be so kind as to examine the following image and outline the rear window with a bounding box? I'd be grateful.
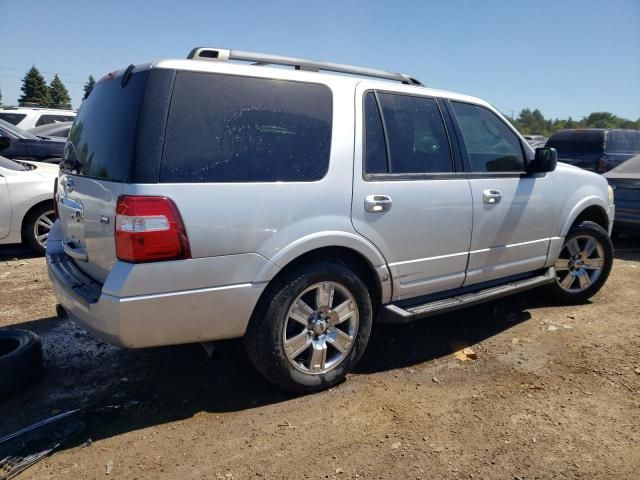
[0,113,27,125]
[606,130,640,154]
[160,72,332,183]
[61,70,149,181]
[546,130,604,155]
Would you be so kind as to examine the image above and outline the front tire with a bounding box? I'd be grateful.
[545,221,613,303]
[244,260,373,392]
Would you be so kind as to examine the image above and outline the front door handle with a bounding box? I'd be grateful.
[483,189,502,204]
[365,195,393,213]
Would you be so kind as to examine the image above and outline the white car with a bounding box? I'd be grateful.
[0,156,58,254]
[0,107,76,131]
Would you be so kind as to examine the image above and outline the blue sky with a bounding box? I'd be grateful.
[1,0,639,120]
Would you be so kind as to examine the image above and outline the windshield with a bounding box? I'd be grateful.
[0,155,34,171]
[0,118,39,140]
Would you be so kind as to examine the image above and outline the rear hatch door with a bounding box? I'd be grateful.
[57,68,152,283]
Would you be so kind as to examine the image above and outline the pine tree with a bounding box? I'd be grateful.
[19,66,50,106]
[49,74,72,109]
[0,87,3,107]
[83,75,96,99]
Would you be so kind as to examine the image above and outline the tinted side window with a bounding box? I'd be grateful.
[606,130,640,154]
[376,93,452,174]
[36,115,75,127]
[161,72,332,183]
[364,92,388,174]
[451,102,524,172]
[0,113,26,125]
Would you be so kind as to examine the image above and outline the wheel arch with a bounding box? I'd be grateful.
[20,199,55,236]
[254,233,393,306]
[560,197,610,237]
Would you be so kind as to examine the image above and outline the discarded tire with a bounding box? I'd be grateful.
[0,329,43,397]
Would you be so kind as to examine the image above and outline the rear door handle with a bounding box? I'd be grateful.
[365,195,392,213]
[483,189,502,204]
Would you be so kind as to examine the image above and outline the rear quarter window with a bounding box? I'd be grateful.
[0,113,27,125]
[160,72,333,183]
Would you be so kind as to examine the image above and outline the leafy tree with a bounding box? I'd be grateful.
[48,74,72,109]
[0,87,3,107]
[579,112,619,129]
[18,66,50,106]
[83,75,95,99]
[510,108,640,137]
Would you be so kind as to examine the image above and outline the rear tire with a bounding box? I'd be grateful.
[244,260,373,392]
[544,221,613,304]
[22,203,56,255]
[0,329,43,397]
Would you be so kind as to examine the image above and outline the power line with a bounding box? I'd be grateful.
[0,66,90,77]
[0,73,86,84]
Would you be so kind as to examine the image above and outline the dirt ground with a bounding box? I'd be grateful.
[1,237,639,480]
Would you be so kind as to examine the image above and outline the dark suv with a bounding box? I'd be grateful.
[545,128,640,173]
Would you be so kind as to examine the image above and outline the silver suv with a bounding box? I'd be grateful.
[47,48,615,392]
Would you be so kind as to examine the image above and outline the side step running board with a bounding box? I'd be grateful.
[380,268,556,323]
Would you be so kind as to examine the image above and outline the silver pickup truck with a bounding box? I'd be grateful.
[47,48,615,392]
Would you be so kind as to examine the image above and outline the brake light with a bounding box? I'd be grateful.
[53,177,59,217]
[115,196,191,263]
[597,157,607,173]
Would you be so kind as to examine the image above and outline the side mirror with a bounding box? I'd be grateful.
[528,147,557,174]
[0,137,11,150]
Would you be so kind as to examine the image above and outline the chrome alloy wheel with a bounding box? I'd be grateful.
[555,234,605,293]
[33,210,56,249]
[283,281,359,375]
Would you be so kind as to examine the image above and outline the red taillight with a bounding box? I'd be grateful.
[597,157,607,173]
[53,177,59,217]
[115,196,191,263]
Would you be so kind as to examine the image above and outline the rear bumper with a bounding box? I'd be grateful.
[46,222,265,348]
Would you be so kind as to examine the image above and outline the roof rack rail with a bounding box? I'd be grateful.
[187,47,423,86]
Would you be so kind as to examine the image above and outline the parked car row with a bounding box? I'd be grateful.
[0,104,638,256]
[0,107,75,130]
[545,128,640,173]
[518,129,640,231]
